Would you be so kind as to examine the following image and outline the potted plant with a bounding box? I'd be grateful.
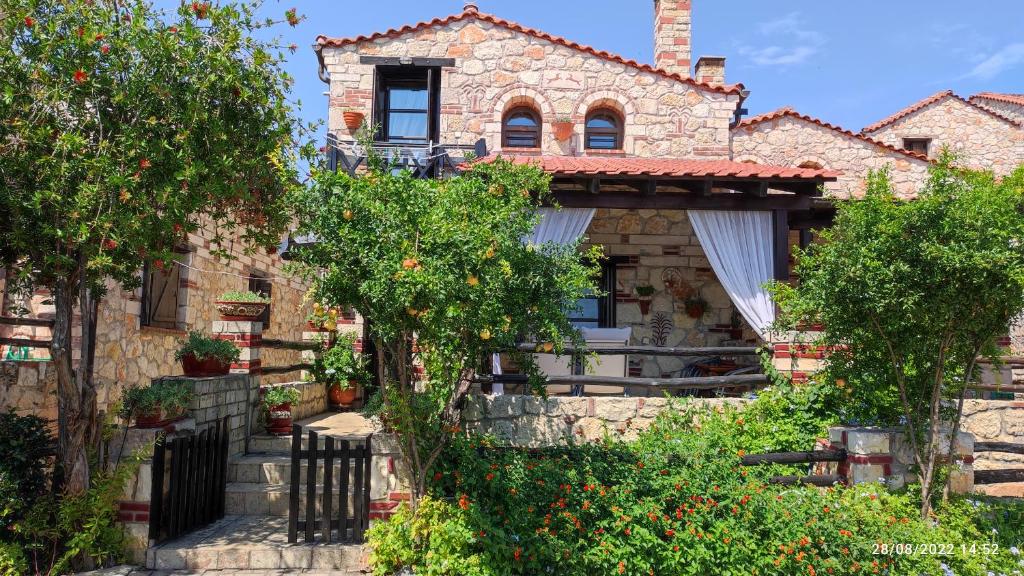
[262,385,301,435]
[635,285,655,316]
[215,289,270,320]
[684,295,708,319]
[174,331,241,377]
[728,310,744,340]
[342,108,365,131]
[552,116,573,142]
[119,379,194,429]
[313,333,370,410]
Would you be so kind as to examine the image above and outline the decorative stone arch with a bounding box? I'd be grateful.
[492,85,554,150]
[575,91,638,154]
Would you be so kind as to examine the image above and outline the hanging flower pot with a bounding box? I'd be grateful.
[635,285,655,316]
[343,110,365,131]
[552,119,573,142]
[685,297,707,319]
[637,298,652,316]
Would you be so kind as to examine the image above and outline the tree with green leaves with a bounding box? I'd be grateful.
[0,0,314,494]
[294,155,600,506]
[772,157,1024,519]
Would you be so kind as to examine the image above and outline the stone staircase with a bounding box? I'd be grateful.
[146,428,372,572]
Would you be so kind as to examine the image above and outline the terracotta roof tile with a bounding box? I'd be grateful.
[862,90,1022,134]
[315,8,744,96]
[735,107,931,162]
[470,155,839,181]
[971,92,1024,107]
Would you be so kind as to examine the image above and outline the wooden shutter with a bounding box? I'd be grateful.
[145,264,181,329]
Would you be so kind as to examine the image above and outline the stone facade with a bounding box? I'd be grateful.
[462,394,747,446]
[731,111,931,199]
[962,400,1024,496]
[653,0,692,78]
[0,361,57,420]
[864,93,1024,175]
[971,95,1024,125]
[319,11,740,160]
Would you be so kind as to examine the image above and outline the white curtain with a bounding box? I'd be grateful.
[687,210,775,340]
[492,207,596,394]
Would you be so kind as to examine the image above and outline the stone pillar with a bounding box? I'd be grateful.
[368,433,411,523]
[694,56,725,86]
[213,320,262,375]
[653,0,692,78]
[826,426,974,493]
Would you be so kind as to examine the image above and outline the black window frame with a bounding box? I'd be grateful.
[372,65,441,145]
[502,106,542,149]
[248,271,273,329]
[584,109,623,150]
[567,256,624,329]
[903,137,931,156]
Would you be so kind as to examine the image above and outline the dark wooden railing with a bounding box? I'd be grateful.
[328,136,487,179]
[739,449,847,487]
[0,316,55,350]
[287,426,373,544]
[258,338,319,376]
[148,417,230,544]
[973,442,1024,485]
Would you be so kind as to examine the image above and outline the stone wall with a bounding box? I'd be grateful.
[462,394,746,446]
[261,380,326,423]
[320,12,740,159]
[961,400,1024,496]
[172,373,254,457]
[583,208,760,377]
[731,113,930,199]
[0,361,57,421]
[971,96,1024,125]
[865,95,1024,175]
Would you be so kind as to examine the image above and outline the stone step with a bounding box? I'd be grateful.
[248,432,370,455]
[229,454,367,485]
[225,482,364,518]
[146,515,367,571]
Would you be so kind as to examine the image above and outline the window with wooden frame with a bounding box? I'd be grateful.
[584,109,623,150]
[141,249,189,330]
[372,65,441,145]
[502,107,542,148]
[248,271,272,329]
[902,138,931,156]
[566,257,622,329]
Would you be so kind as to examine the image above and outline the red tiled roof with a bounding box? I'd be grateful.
[971,92,1024,107]
[315,7,744,96]
[470,155,839,180]
[736,107,931,162]
[862,90,1022,133]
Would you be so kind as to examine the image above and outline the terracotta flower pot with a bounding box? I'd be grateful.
[134,405,186,429]
[552,121,573,142]
[265,402,293,436]
[181,353,232,377]
[343,111,365,131]
[329,382,358,408]
[637,298,652,316]
[215,300,269,321]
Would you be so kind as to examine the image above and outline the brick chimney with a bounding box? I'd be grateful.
[694,56,725,86]
[654,0,692,78]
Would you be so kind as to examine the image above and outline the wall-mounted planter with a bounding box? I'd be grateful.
[552,121,573,142]
[215,300,269,321]
[343,111,365,131]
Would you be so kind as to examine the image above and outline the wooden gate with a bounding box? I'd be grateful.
[148,416,230,543]
[287,425,372,543]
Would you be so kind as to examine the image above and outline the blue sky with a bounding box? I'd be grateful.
[163,1,1024,140]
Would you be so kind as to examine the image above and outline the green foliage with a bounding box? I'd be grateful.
[3,447,147,574]
[370,400,1023,575]
[173,330,241,364]
[771,158,1024,514]
[635,285,655,297]
[0,412,53,529]
[294,155,601,499]
[262,385,300,408]
[218,290,271,303]
[116,379,194,419]
[0,542,27,576]
[312,332,370,388]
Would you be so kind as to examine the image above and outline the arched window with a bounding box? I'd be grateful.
[502,107,541,148]
[585,110,623,150]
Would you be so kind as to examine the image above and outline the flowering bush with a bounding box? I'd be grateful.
[368,398,1023,575]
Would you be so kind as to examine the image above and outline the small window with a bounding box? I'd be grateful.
[566,258,620,329]
[903,138,931,156]
[141,249,189,330]
[248,272,273,329]
[502,107,541,148]
[373,66,440,145]
[585,110,623,150]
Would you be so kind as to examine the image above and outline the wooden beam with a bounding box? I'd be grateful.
[644,179,657,196]
[772,209,790,281]
[0,316,54,327]
[742,450,846,466]
[358,56,456,67]
[968,384,1024,393]
[974,469,1024,485]
[770,474,846,487]
[483,373,767,390]
[553,191,812,211]
[261,339,323,352]
[588,178,601,195]
[0,337,52,348]
[513,344,763,356]
[702,177,713,196]
[259,363,314,376]
[974,442,1024,455]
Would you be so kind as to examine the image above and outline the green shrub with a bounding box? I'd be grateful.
[173,330,241,364]
[218,290,271,303]
[0,541,27,576]
[312,332,370,388]
[262,385,301,408]
[369,398,1024,575]
[117,379,194,420]
[0,411,53,531]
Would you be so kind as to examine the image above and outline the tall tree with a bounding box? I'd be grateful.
[294,155,600,506]
[772,157,1024,518]
[0,0,314,493]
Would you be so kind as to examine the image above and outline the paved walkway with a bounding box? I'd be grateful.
[295,412,377,437]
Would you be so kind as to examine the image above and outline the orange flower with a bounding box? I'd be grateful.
[24,16,35,27]
[139,158,151,169]
[618,561,625,574]
[485,472,494,481]
[458,494,470,510]
[514,547,521,561]
[73,70,87,84]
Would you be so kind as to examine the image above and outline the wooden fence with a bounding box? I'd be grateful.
[148,416,230,544]
[740,449,848,486]
[287,425,373,544]
[259,338,319,376]
[973,442,1024,485]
